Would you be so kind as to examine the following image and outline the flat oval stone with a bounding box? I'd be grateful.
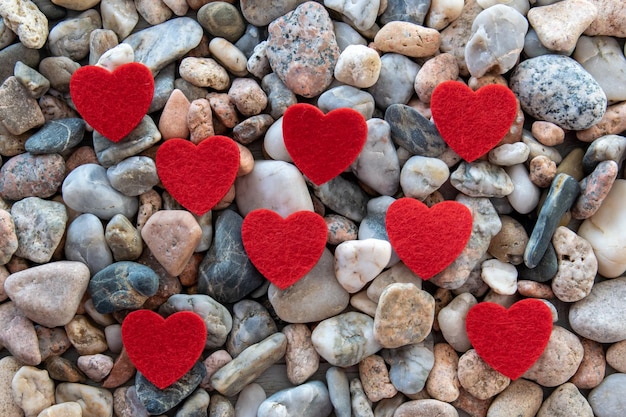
[25,118,85,154]
[89,261,159,314]
[48,9,101,61]
[510,54,607,130]
[105,214,143,261]
[65,213,113,275]
[311,312,382,367]
[313,176,369,222]
[0,153,65,200]
[382,343,435,395]
[317,85,375,120]
[55,382,113,417]
[385,103,447,157]
[197,2,245,43]
[106,156,159,197]
[226,300,276,358]
[258,381,332,417]
[369,54,421,109]
[401,155,450,200]
[537,382,593,417]
[62,163,139,220]
[589,373,626,417]
[0,301,41,365]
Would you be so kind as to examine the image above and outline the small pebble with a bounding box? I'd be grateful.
[179,57,230,90]
[11,365,55,417]
[65,213,113,275]
[457,349,510,400]
[334,238,391,293]
[334,44,381,88]
[437,292,476,352]
[487,378,543,417]
[55,382,114,417]
[234,383,266,417]
[451,161,514,198]
[481,258,518,295]
[382,342,434,395]
[394,399,459,417]
[374,21,440,58]
[283,324,319,385]
[226,300,276,358]
[426,343,460,402]
[570,338,606,390]
[77,354,114,383]
[537,382,593,417]
[529,155,557,188]
[488,142,530,166]
[400,155,449,200]
[588,373,626,417]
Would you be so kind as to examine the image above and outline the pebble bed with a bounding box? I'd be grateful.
[0,0,626,416]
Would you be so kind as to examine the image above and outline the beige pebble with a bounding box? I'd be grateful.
[523,326,584,387]
[179,57,230,90]
[209,37,248,77]
[458,349,510,400]
[200,350,232,390]
[136,189,161,233]
[536,382,593,417]
[606,340,626,373]
[551,226,598,302]
[569,338,606,389]
[350,291,377,317]
[358,354,397,402]
[488,215,528,265]
[187,98,214,144]
[134,0,172,25]
[207,92,240,128]
[426,343,460,402]
[452,386,493,417]
[531,121,565,146]
[577,101,626,142]
[283,324,319,385]
[374,21,441,58]
[36,402,83,417]
[366,262,422,303]
[486,379,542,417]
[236,142,254,177]
[64,315,108,355]
[0,0,48,49]
[228,78,267,116]
[556,148,585,181]
[158,89,190,140]
[529,155,557,188]
[11,365,55,417]
[394,399,459,417]
[425,0,464,30]
[334,44,382,88]
[414,53,459,103]
[517,280,554,299]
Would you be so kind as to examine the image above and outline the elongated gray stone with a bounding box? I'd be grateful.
[312,175,368,222]
[326,367,351,417]
[25,118,85,154]
[65,213,113,275]
[93,115,161,167]
[524,173,580,268]
[385,104,447,157]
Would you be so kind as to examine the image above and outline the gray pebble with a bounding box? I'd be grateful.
[176,388,210,417]
[588,373,626,417]
[451,161,514,198]
[0,43,40,85]
[385,104,447,157]
[327,367,351,417]
[368,53,420,109]
[148,62,175,113]
[380,0,431,25]
[65,213,113,275]
[350,378,373,417]
[258,381,333,417]
[517,243,558,283]
[333,21,367,52]
[25,118,85,154]
[382,343,435,395]
[312,175,369,222]
[197,2,245,43]
[105,213,143,261]
[261,73,297,120]
[226,300,277,358]
[48,9,101,61]
[93,115,161,167]
[14,60,49,98]
[582,134,626,174]
[38,56,80,94]
[235,24,265,59]
[317,85,375,120]
[240,0,307,27]
[233,114,274,145]
[106,156,159,197]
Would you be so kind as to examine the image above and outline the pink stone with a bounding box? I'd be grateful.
[158,89,190,140]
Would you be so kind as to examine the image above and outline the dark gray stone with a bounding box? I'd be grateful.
[148,62,175,114]
[31,0,66,20]
[0,43,40,85]
[25,118,85,154]
[380,0,431,25]
[226,300,277,358]
[235,24,266,59]
[261,73,297,119]
[93,115,161,167]
[136,362,206,415]
[582,134,626,174]
[385,104,448,157]
[232,114,274,145]
[312,175,369,222]
[524,174,580,268]
[517,242,558,282]
[198,210,265,304]
[89,261,160,314]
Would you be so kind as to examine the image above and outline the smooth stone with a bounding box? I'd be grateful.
[11,197,67,264]
[325,0,378,30]
[0,210,17,264]
[233,114,274,145]
[228,78,266,116]
[65,315,108,355]
[451,161,514,197]
[283,324,318,385]
[529,155,558,188]
[537,382,593,417]
[311,312,382,367]
[100,0,139,40]
[505,164,540,214]
[200,350,231,391]
[198,210,265,304]
[105,214,143,261]
[481,258,517,295]
[45,355,86,383]
[261,73,297,120]
[465,5,527,77]
[414,52,459,103]
[334,44,381,88]
[158,89,190,139]
[489,142,530,166]
[226,300,276,358]
[0,0,48,49]
[89,261,159,314]
[333,21,366,53]
[551,226,598,302]
[234,383,265,417]
[176,388,210,417]
[312,175,369,222]
[394,399,458,417]
[335,239,392,293]
[65,213,113,275]
[438,292,477,352]
[358,196,400,266]
[0,43,41,86]
[367,262,422,304]
[239,0,306,26]
[146,62,174,113]
[37,402,83,417]
[25,118,84,154]
[62,164,139,220]
[400,155,449,200]
[268,249,350,323]
[385,104,447,157]
[246,40,271,79]
[607,341,626,373]
[77,354,114,383]
[135,362,205,415]
[107,156,158,197]
[0,302,41,365]
[349,378,373,417]
[458,349,510,400]
[123,18,203,75]
[178,57,229,91]
[582,134,626,174]
[14,60,49,98]
[584,0,626,37]
[89,29,119,67]
[197,2,245,43]
[570,338,606,389]
[368,54,421,109]
[236,160,313,218]
[55,382,113,417]
[382,342,435,395]
[381,0,430,25]
[589,373,626,417]
[488,215,528,265]
[211,333,287,397]
[522,130,563,164]
[48,10,101,61]
[235,24,263,58]
[438,0,483,75]
[556,148,585,181]
[257,381,332,417]
[0,357,29,416]
[487,379,543,417]
[529,0,597,52]
[326,367,350,417]
[427,343,460,402]
[317,85,375,120]
[0,153,65,200]
[510,55,607,130]
[375,21,440,57]
[266,2,339,98]
[524,173,580,268]
[11,365,55,417]
[209,38,248,77]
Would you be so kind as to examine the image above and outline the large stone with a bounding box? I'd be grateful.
[0,77,45,135]
[65,213,113,275]
[0,0,48,48]
[0,153,65,201]
[257,381,332,417]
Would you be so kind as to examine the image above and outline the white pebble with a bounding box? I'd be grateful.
[208,37,248,77]
[335,238,392,293]
[95,43,134,71]
[263,117,292,162]
[488,142,530,166]
[481,258,518,295]
[235,383,266,417]
[505,164,541,214]
[334,44,381,88]
[438,292,477,352]
[400,155,450,200]
[426,0,464,30]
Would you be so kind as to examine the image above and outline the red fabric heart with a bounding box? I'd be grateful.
[156,136,240,216]
[386,198,472,279]
[121,310,206,389]
[70,62,154,143]
[282,103,367,185]
[430,81,517,162]
[465,299,553,380]
[242,209,327,290]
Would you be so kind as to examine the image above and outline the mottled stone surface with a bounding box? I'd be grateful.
[0,302,40,365]
[55,382,113,417]
[48,10,101,61]
[426,343,460,402]
[25,118,84,154]
[283,324,319,385]
[65,213,113,275]
[385,104,447,157]
[0,153,65,200]
[458,349,510,400]
[0,0,48,49]
[538,382,593,417]
[0,356,26,416]
[312,176,369,222]
[528,0,597,52]
[369,53,421,109]
[258,381,332,417]
[451,161,514,198]
[551,226,598,302]
[382,343,434,395]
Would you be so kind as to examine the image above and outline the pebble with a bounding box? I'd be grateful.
[582,134,626,174]
[176,388,210,417]
[283,324,318,386]
[0,301,41,364]
[382,342,434,395]
[197,2,244,43]
[104,214,143,261]
[89,261,158,314]
[451,161,514,198]
[426,343,460,402]
[437,292,476,352]
[210,333,287,397]
[0,210,17,264]
[65,213,112,275]
[65,315,108,355]
[158,90,189,139]
[257,381,332,417]
[325,0,378,31]
[92,116,162,167]
[62,164,139,220]
[385,103,447,157]
[367,262,422,303]
[551,226,598,302]
[524,173,580,268]
[335,238,391,293]
[45,356,85,383]
[234,383,265,417]
[209,37,248,77]
[312,312,381,367]
[25,118,84,155]
[318,86,375,120]
[226,300,276,358]
[55,382,113,417]
[0,0,48,49]
[369,54,421,110]
[414,53,458,103]
[517,280,555,299]
[11,365,55,417]
[574,161,618,219]
[522,130,563,164]
[457,349,510,400]
[349,378,373,417]
[326,367,351,417]
[487,378,543,417]
[312,176,369,222]
[333,21,367,51]
[465,5,527,77]
[199,350,231,391]
[48,9,101,61]
[268,249,350,323]
[374,21,440,58]
[530,0,598,53]
[239,0,306,26]
[523,326,584,387]
[261,73,297,120]
[588,373,626,417]
[135,362,205,415]
[488,215,528,265]
[100,0,139,40]
[394,399,459,417]
[505,164,540,214]
[529,155,557,188]
[37,402,83,417]
[531,121,565,147]
[14,61,49,99]
[510,55,607,130]
[359,354,396,403]
[266,2,339,98]
[77,354,114,383]
[537,382,593,417]
[209,393,234,417]
[400,155,449,200]
[578,103,626,142]
[197,210,265,304]
[107,156,159,197]
[578,179,626,277]
[11,197,67,264]
[570,338,606,389]
[439,0,483,75]
[179,57,230,91]
[0,152,65,201]
[38,57,78,94]
[374,283,434,348]
[0,43,40,87]
[480,258,517,295]
[228,78,267,116]
[0,357,30,416]
[334,45,381,89]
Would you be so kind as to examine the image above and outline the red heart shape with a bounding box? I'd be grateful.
[156,136,240,216]
[121,310,206,389]
[70,62,154,143]
[386,198,472,279]
[282,103,367,185]
[242,209,328,290]
[466,299,553,380]
[430,81,517,162]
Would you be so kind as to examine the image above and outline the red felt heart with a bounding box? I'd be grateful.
[242,209,328,290]
[121,310,206,389]
[465,299,553,380]
[155,136,240,216]
[386,198,472,279]
[70,62,154,143]
[282,103,368,185]
[430,81,517,162]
